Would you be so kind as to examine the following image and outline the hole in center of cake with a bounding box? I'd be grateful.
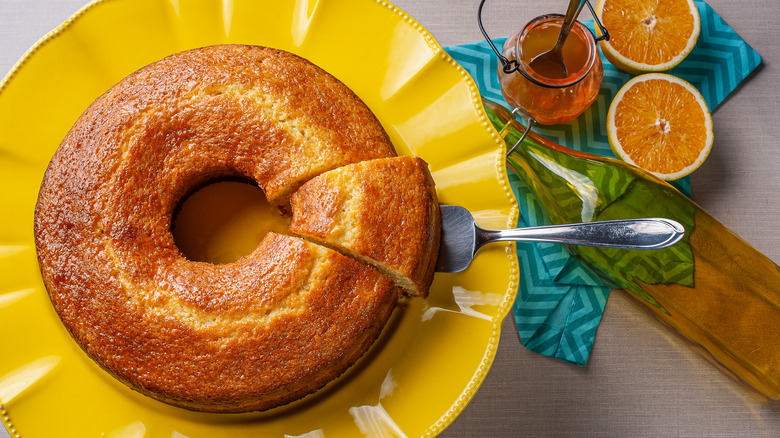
[172,180,290,264]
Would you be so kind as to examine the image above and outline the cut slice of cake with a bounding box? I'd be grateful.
[289,156,440,297]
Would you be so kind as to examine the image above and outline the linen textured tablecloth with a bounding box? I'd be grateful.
[445,0,762,365]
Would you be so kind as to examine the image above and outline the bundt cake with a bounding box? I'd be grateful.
[34,45,438,413]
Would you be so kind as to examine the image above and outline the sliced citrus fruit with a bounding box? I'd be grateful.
[607,73,713,181]
[596,0,700,73]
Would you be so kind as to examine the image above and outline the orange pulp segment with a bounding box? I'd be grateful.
[607,73,713,181]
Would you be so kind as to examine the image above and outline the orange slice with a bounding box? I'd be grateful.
[607,73,713,180]
[596,0,700,73]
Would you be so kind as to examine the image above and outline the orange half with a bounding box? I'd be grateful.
[607,73,713,180]
[596,0,700,73]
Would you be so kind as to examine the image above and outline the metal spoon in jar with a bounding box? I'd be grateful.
[436,205,685,273]
[528,0,588,79]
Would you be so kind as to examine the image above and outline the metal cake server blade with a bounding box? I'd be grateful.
[436,205,685,273]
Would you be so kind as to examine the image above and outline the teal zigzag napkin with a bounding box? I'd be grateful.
[445,1,762,365]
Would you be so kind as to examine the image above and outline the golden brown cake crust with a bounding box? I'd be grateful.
[289,157,441,297]
[33,45,400,412]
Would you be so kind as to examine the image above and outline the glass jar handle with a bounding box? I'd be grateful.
[477,0,610,87]
[477,0,519,75]
[504,107,537,156]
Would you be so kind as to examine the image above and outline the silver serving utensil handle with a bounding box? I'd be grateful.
[475,217,685,253]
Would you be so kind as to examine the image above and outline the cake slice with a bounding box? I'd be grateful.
[289,156,440,297]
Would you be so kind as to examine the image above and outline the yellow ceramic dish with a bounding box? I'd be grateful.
[0,0,519,436]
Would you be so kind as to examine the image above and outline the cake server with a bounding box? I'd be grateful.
[436,205,685,273]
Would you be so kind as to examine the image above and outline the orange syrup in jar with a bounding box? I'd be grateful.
[498,15,603,125]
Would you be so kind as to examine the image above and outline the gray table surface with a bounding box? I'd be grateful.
[2,0,779,437]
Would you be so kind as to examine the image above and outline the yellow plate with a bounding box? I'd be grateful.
[0,0,518,436]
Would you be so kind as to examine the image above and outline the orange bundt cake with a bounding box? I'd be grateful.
[34,45,439,413]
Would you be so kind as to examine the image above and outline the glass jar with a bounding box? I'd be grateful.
[497,15,603,125]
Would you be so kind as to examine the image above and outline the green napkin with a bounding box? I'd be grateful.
[445,0,762,365]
